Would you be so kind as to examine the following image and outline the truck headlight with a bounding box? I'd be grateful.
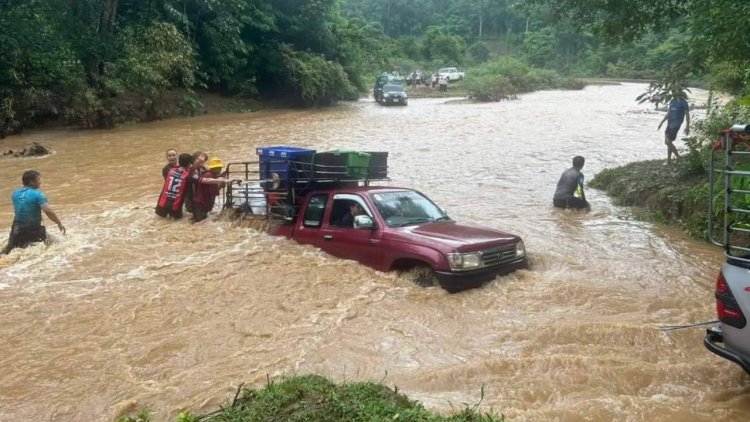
[447,252,482,270]
[516,241,526,258]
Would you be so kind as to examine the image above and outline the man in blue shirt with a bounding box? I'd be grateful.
[2,170,66,254]
[658,96,690,164]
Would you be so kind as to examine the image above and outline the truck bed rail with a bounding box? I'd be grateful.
[708,124,750,264]
[223,159,390,221]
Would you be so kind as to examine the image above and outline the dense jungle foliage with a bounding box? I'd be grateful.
[1,0,749,137]
[0,0,386,135]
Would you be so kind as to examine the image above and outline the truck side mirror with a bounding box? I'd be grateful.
[354,215,375,229]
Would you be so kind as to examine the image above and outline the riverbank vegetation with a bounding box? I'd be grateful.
[116,375,504,422]
[590,103,750,240]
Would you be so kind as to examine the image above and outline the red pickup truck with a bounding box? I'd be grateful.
[263,185,527,292]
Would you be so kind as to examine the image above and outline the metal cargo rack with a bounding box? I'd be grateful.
[708,124,750,263]
[223,160,291,220]
[223,159,390,221]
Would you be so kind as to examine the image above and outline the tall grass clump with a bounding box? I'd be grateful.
[117,375,505,422]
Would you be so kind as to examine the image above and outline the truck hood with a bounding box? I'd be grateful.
[389,221,520,252]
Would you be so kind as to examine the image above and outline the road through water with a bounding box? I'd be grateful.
[1,83,748,421]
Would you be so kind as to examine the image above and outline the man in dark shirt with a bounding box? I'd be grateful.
[340,201,366,227]
[553,156,590,210]
[162,148,178,179]
[657,96,690,164]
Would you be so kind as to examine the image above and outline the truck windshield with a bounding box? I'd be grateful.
[370,191,448,227]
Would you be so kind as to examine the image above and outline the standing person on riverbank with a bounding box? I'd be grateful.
[162,148,178,179]
[155,153,193,219]
[553,156,590,210]
[2,170,65,254]
[657,95,690,164]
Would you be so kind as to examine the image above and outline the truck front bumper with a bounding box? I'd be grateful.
[704,326,750,376]
[435,258,528,293]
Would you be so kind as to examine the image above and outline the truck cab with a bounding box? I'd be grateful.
[268,186,527,292]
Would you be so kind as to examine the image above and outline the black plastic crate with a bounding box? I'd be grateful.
[366,151,388,179]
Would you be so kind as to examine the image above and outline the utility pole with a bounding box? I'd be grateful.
[479,0,484,39]
[384,0,391,36]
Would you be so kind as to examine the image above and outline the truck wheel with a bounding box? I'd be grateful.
[409,265,437,288]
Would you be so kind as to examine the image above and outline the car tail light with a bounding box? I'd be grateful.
[716,271,747,329]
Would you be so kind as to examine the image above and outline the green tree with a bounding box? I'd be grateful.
[522,28,557,67]
[422,26,466,65]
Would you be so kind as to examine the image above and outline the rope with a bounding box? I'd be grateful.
[659,320,719,332]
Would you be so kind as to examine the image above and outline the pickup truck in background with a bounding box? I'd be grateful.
[225,149,527,293]
[437,67,465,82]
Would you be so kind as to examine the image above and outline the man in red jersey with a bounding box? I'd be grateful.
[155,153,193,219]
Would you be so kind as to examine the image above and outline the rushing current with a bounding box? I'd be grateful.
[1,83,747,421]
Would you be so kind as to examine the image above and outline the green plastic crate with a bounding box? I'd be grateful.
[314,150,371,179]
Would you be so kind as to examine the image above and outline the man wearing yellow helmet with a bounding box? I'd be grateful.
[190,157,234,223]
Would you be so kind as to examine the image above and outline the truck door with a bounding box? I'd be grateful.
[292,193,329,248]
[320,194,383,269]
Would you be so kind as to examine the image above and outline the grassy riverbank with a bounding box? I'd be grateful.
[116,375,504,422]
[589,159,710,239]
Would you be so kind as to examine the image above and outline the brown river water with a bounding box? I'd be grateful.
[1,83,748,421]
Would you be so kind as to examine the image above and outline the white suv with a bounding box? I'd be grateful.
[437,67,465,82]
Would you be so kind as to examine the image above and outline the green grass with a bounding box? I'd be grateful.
[117,375,506,422]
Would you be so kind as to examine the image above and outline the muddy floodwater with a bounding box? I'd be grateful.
[1,83,749,421]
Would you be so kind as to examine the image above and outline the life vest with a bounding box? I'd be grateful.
[157,167,190,211]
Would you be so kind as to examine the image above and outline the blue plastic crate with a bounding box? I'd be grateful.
[256,146,315,190]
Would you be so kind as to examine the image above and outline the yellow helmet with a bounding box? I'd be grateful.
[207,157,224,169]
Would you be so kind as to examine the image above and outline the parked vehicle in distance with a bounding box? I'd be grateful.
[705,123,750,375]
[437,67,465,82]
[379,84,408,105]
[268,186,527,292]
[373,74,403,102]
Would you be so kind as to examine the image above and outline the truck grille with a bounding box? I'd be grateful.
[481,245,517,267]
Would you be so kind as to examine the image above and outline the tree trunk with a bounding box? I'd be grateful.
[478,0,483,39]
[99,0,119,33]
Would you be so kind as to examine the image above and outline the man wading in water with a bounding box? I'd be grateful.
[2,170,66,254]
[155,153,193,219]
[553,156,590,211]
